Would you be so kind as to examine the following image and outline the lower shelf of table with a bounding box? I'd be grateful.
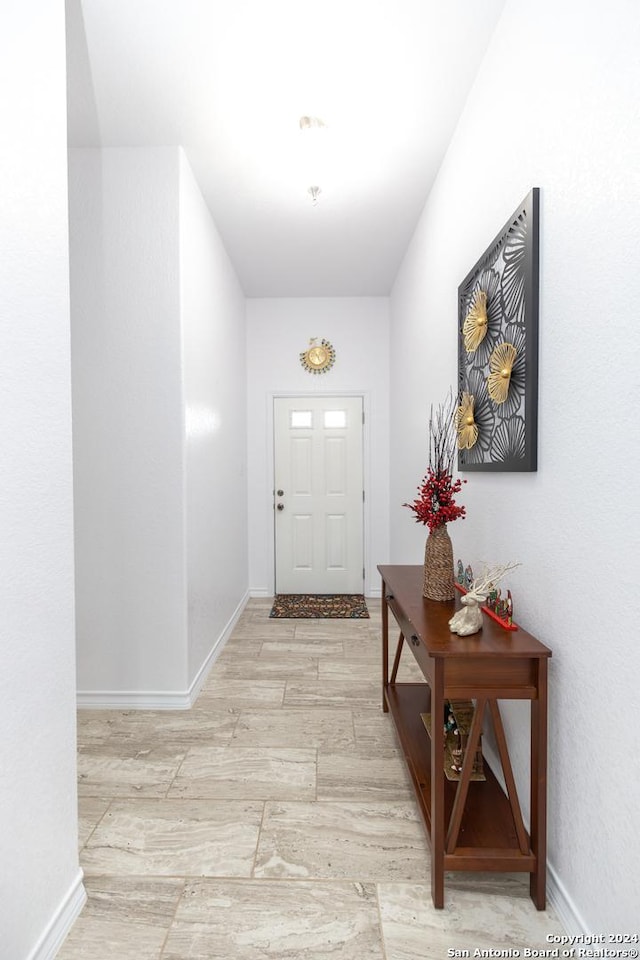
[385,682,535,871]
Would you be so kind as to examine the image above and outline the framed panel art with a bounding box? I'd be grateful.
[457,187,540,472]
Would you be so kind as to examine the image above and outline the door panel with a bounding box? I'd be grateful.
[325,514,347,570]
[292,515,313,570]
[291,437,312,494]
[324,436,347,495]
[274,396,363,594]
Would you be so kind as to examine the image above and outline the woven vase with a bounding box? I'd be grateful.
[423,524,455,601]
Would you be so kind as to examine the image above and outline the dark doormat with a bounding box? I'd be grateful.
[269,594,370,619]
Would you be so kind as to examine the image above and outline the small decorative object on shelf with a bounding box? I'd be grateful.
[403,391,467,601]
[422,699,485,781]
[446,700,484,778]
[300,337,336,374]
[464,564,474,589]
[486,587,514,624]
[450,560,521,635]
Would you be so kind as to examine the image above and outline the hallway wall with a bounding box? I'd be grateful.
[246,298,390,597]
[70,147,187,698]
[390,0,640,930]
[0,1,84,956]
[179,153,248,687]
[69,147,248,706]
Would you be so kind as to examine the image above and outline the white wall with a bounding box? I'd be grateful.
[70,147,188,698]
[179,153,248,686]
[390,0,640,931]
[246,298,390,597]
[0,2,85,957]
[69,147,249,705]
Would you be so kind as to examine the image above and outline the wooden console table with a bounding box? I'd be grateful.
[379,564,551,909]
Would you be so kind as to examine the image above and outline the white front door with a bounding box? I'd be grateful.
[274,396,364,594]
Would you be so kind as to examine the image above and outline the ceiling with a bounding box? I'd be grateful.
[66,0,506,297]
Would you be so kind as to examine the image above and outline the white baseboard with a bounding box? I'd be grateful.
[27,869,86,960]
[187,589,250,704]
[77,590,251,710]
[547,858,588,934]
[77,688,192,710]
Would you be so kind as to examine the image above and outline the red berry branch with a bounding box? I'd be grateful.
[404,468,466,531]
[403,390,467,532]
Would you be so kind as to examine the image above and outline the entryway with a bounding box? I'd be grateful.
[273,396,364,594]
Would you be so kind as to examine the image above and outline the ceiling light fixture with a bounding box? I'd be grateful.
[299,115,327,205]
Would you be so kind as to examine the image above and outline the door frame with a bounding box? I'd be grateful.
[267,390,372,597]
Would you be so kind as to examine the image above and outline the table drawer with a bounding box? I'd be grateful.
[386,596,433,680]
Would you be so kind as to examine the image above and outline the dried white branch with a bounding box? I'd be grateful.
[468,560,522,600]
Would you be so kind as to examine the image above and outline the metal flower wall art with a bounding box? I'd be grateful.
[487,342,517,404]
[462,290,489,352]
[457,188,540,472]
[456,392,479,449]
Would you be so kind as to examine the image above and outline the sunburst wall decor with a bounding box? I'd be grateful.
[457,188,539,472]
[300,337,336,375]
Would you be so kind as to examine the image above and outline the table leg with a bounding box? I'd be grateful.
[430,658,445,908]
[530,657,548,909]
[381,579,389,712]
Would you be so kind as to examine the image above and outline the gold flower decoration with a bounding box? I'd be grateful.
[488,342,517,404]
[456,392,478,449]
[462,290,488,352]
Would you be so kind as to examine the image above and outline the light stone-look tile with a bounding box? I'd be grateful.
[283,678,380,710]
[318,657,379,680]
[77,743,187,798]
[261,638,345,657]
[163,879,384,960]
[82,799,263,877]
[293,620,376,640]
[212,654,319,681]
[215,638,264,661]
[169,746,316,800]
[254,800,430,881]
[445,871,533,897]
[232,609,267,627]
[317,747,413,801]
[232,708,355,749]
[229,621,296,639]
[345,644,383,663]
[241,598,274,613]
[352,710,403,749]
[67,596,556,955]
[56,877,183,960]
[377,882,565,960]
[78,798,111,848]
[77,707,239,746]
[196,678,285,709]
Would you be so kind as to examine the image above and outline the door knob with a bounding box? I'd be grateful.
[277,489,284,497]
[277,503,284,511]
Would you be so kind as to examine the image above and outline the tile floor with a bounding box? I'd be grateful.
[59,598,564,959]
